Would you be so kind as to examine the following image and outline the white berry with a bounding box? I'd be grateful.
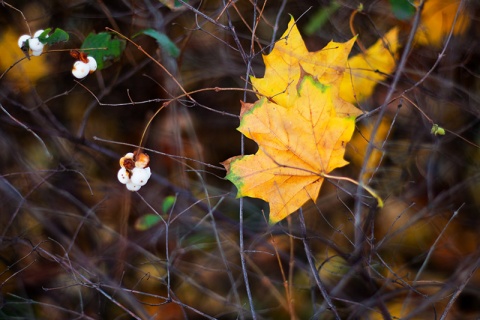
[18,35,31,48]
[28,38,44,51]
[117,168,130,184]
[87,56,97,72]
[72,61,90,79]
[126,182,141,191]
[31,49,44,56]
[34,29,45,38]
[130,167,151,186]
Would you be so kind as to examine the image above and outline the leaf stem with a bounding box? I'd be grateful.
[322,173,383,208]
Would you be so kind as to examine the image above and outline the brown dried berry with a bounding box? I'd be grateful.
[120,153,136,170]
[123,158,135,170]
[70,50,89,63]
[134,151,150,168]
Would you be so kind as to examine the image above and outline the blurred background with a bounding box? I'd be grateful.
[0,0,479,319]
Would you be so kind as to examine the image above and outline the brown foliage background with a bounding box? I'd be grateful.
[0,0,479,319]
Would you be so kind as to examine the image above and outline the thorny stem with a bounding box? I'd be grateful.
[234,0,280,317]
[401,95,480,149]
[92,137,225,170]
[0,103,51,158]
[287,216,297,320]
[402,203,464,315]
[439,255,480,320]
[2,2,31,36]
[104,27,195,152]
[352,0,425,260]
[299,209,340,320]
[270,216,297,320]
[105,28,191,100]
[400,0,467,97]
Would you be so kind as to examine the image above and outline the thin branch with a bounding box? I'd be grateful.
[299,209,340,320]
[0,103,51,158]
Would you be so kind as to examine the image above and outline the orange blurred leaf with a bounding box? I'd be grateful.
[415,0,470,47]
[0,28,50,90]
[347,117,391,183]
[340,27,399,103]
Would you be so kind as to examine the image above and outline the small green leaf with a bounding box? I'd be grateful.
[80,32,126,70]
[134,214,162,231]
[134,29,180,58]
[389,0,415,20]
[162,195,176,213]
[431,124,446,136]
[304,2,341,35]
[39,28,69,45]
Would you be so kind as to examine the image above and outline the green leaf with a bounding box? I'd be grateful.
[162,195,176,213]
[389,0,415,20]
[80,32,126,70]
[39,28,69,45]
[134,29,180,58]
[304,2,341,35]
[134,214,162,231]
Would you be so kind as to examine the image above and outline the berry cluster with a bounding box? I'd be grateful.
[117,151,152,191]
[71,50,97,79]
[18,30,47,56]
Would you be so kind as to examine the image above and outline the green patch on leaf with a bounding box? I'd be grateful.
[298,75,329,94]
[389,0,415,20]
[134,29,180,58]
[80,32,126,70]
[39,28,69,45]
[223,156,247,197]
[134,213,162,231]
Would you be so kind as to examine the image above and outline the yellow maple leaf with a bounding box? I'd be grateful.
[222,75,356,223]
[340,27,399,104]
[250,17,362,118]
[415,0,470,47]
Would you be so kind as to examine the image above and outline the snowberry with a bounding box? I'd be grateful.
[28,38,44,51]
[126,182,141,191]
[31,49,44,56]
[117,167,130,184]
[87,56,97,72]
[118,151,152,191]
[130,167,151,186]
[33,29,45,38]
[72,61,90,79]
[18,35,31,48]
